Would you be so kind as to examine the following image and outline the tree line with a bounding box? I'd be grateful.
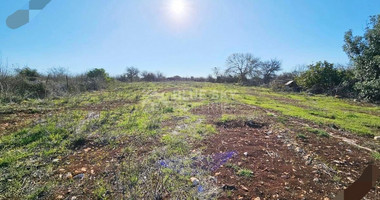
[0,15,379,103]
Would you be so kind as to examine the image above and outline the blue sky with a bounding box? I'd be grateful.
[0,0,379,77]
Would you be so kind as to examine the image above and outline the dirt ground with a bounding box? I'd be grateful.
[1,100,379,199]
[193,103,380,200]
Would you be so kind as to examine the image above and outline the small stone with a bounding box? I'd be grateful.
[65,172,72,179]
[253,198,260,200]
[313,177,319,182]
[243,152,248,156]
[215,172,221,176]
[266,131,273,135]
[222,184,237,190]
[59,168,65,173]
[56,195,64,199]
[241,185,249,191]
[73,173,85,180]
[374,136,380,141]
[81,167,87,172]
[52,159,59,163]
[323,198,330,200]
[295,147,303,153]
[190,177,199,186]
[71,197,77,200]
[209,176,217,183]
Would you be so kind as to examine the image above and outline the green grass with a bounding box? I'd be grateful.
[0,82,378,199]
[296,133,308,140]
[235,87,379,136]
[372,152,380,161]
[218,114,238,123]
[225,163,240,171]
[93,180,109,200]
[237,169,254,177]
[306,127,330,138]
[226,163,253,178]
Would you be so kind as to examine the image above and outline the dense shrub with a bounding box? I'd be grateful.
[0,67,113,103]
[333,68,357,98]
[295,61,343,94]
[11,67,46,99]
[85,68,111,91]
[86,68,109,80]
[17,67,39,81]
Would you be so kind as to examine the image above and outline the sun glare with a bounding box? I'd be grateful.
[168,0,189,21]
[170,0,186,15]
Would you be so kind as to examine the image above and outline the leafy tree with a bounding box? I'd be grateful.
[86,68,111,90]
[86,68,109,80]
[343,15,380,102]
[225,53,261,83]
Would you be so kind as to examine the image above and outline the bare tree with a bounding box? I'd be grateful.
[155,71,165,81]
[225,53,261,83]
[125,67,140,82]
[46,67,70,96]
[212,67,221,78]
[141,71,156,82]
[292,64,307,76]
[261,59,282,84]
[48,67,68,80]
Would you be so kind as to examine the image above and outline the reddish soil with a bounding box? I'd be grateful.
[0,110,49,136]
[47,136,158,199]
[193,103,380,200]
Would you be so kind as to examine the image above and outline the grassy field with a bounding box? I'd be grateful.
[0,82,379,199]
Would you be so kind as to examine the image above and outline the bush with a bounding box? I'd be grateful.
[13,67,46,99]
[333,68,357,98]
[295,61,343,94]
[85,68,111,91]
[86,68,108,79]
[0,66,113,102]
[17,67,39,81]
[14,79,46,99]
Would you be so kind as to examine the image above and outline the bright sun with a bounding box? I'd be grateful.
[169,0,188,21]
